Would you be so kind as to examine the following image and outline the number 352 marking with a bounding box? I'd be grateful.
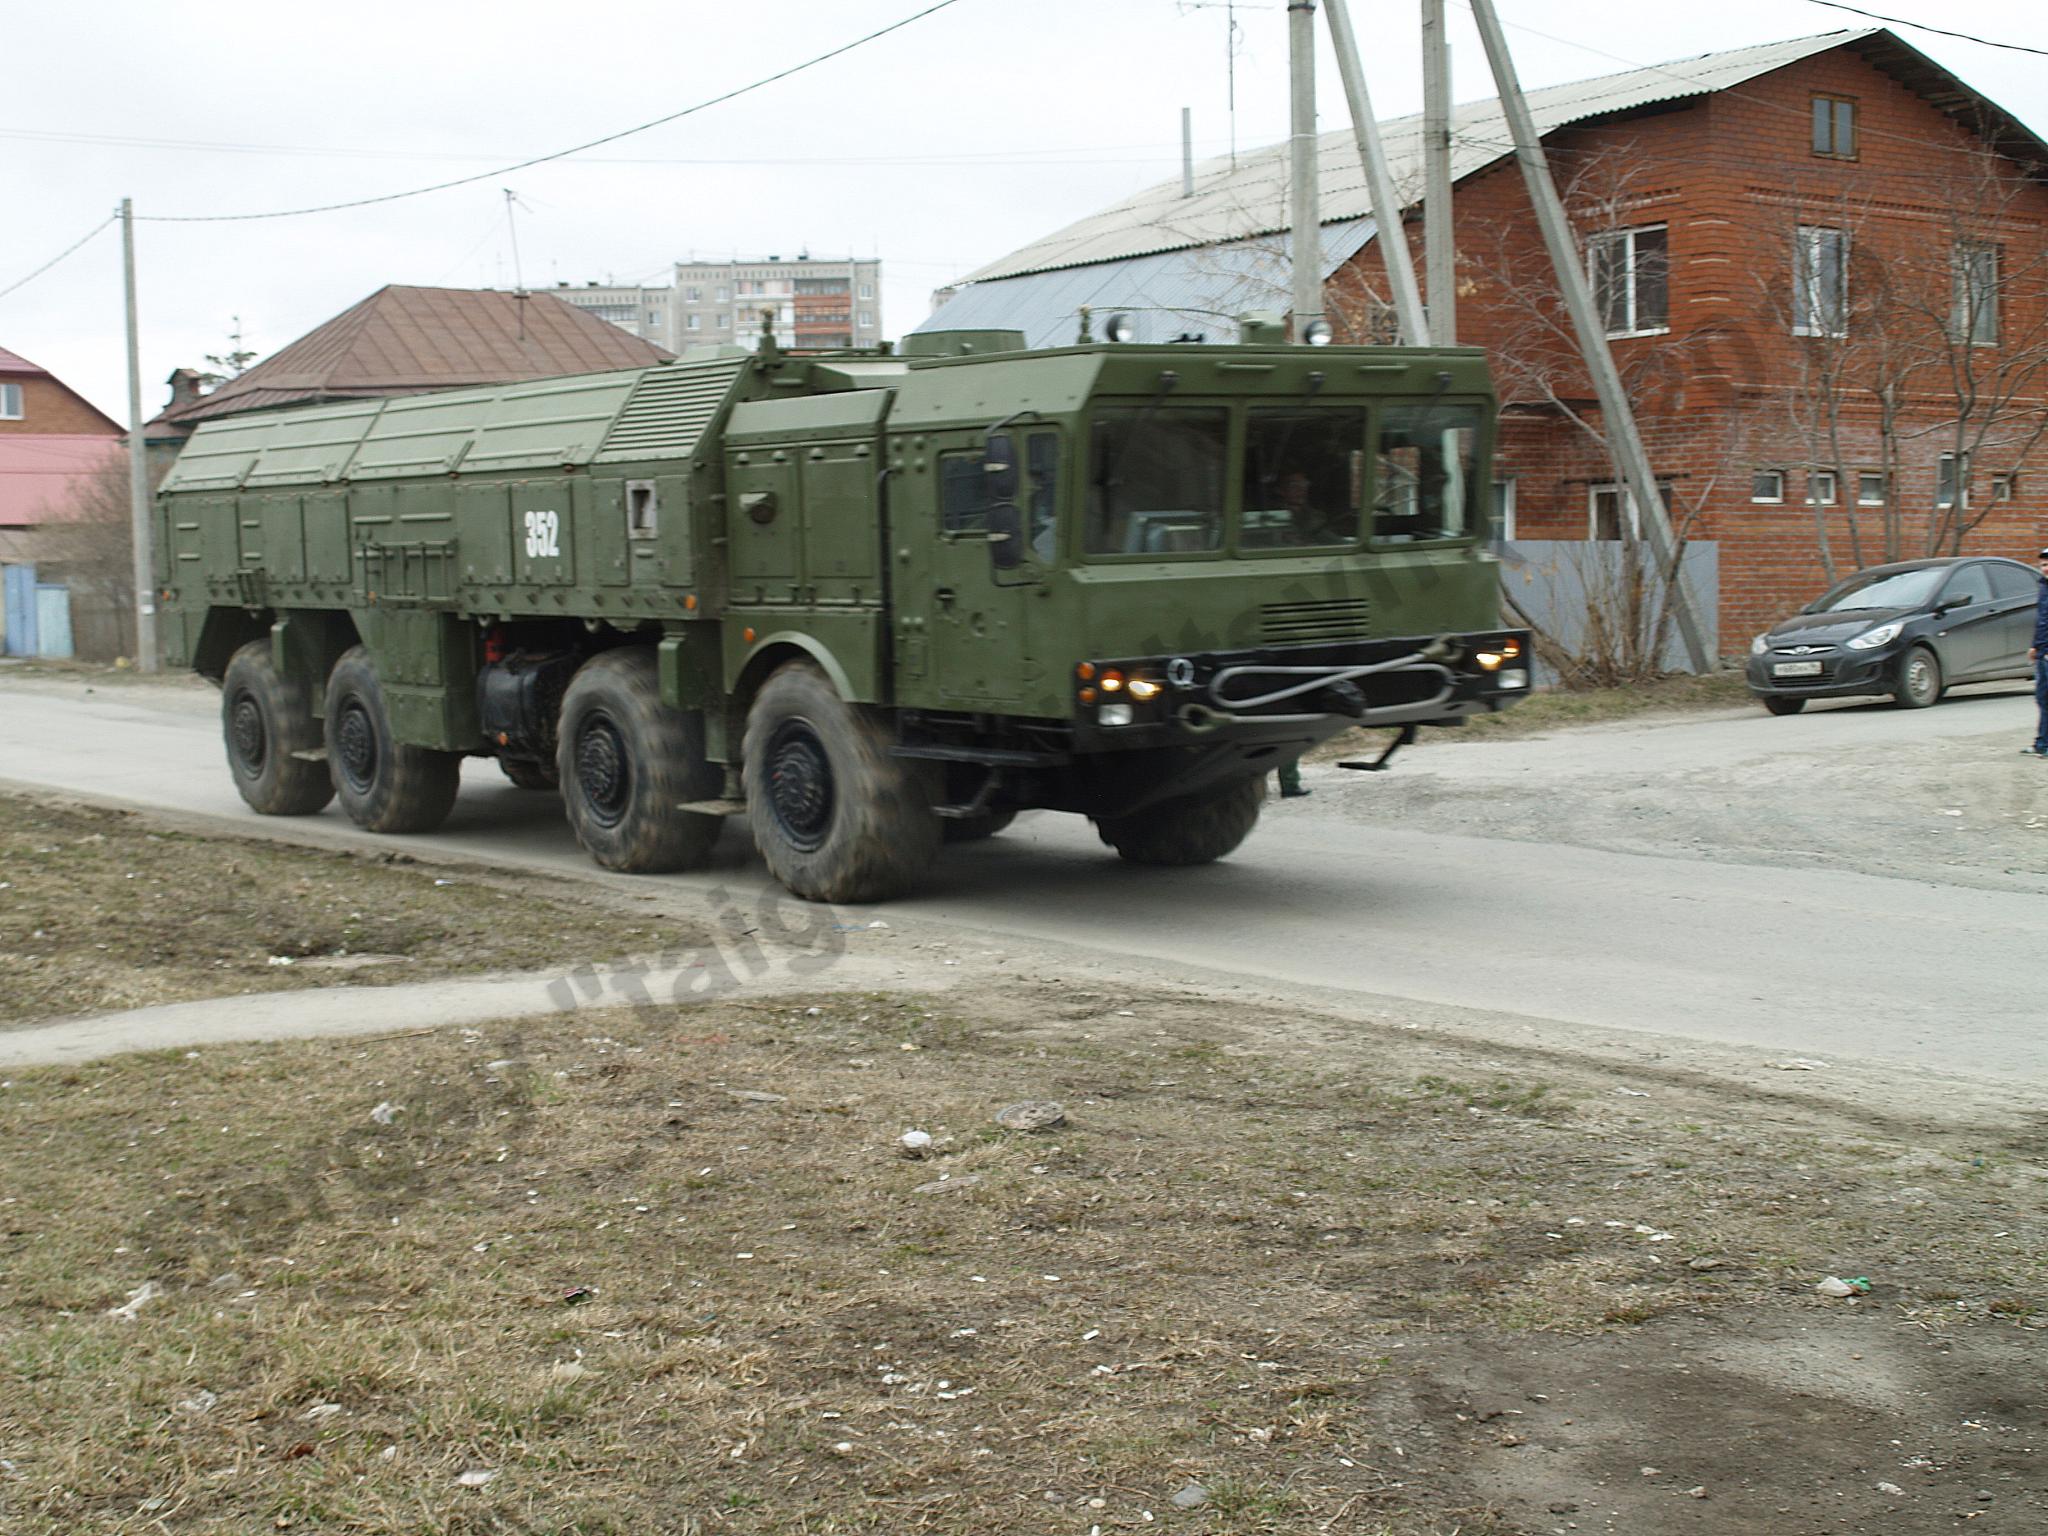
[523,509,561,559]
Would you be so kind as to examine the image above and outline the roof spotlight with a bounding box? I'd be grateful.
[1104,312,1137,343]
[1302,318,1334,346]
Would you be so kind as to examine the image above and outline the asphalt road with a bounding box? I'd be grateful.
[2,670,2043,1083]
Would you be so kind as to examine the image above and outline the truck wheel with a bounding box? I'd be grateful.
[743,661,939,903]
[943,808,1017,843]
[221,639,334,816]
[499,757,559,792]
[323,646,462,834]
[556,649,722,873]
[1096,776,1265,867]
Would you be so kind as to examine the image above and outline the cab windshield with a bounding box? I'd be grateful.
[1241,408,1365,549]
[1085,407,1227,555]
[1811,566,1945,613]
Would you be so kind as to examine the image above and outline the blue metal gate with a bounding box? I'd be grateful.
[2,563,36,656]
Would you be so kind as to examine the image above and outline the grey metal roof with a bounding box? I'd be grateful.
[916,219,1374,349]
[966,30,1881,283]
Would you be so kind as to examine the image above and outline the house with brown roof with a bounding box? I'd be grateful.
[1,346,128,658]
[147,285,673,467]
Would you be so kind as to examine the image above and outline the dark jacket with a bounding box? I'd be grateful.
[2037,575,2048,651]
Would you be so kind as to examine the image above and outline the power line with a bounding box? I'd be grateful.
[1801,2,2048,58]
[0,215,116,303]
[137,0,967,223]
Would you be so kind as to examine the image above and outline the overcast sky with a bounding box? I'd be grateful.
[3,0,2042,423]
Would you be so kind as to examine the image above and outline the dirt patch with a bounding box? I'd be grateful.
[0,794,705,1022]
[1,980,2040,1534]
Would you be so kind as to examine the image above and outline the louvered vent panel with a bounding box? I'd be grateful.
[1260,597,1371,644]
[598,361,745,461]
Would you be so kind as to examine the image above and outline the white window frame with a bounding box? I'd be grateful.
[1794,226,1848,338]
[1751,469,1786,504]
[1806,470,1837,505]
[1952,243,1998,348]
[1992,472,2016,502]
[1491,477,1517,544]
[1587,480,1674,539]
[0,382,20,420]
[1937,451,1970,510]
[1586,224,1670,339]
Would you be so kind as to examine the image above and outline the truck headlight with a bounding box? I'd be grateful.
[1498,669,1529,690]
[1098,702,1135,726]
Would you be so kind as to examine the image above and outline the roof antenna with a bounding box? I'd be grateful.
[503,188,529,340]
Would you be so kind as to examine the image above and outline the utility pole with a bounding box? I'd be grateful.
[1324,0,1429,345]
[1421,0,1455,343]
[120,198,158,672]
[1181,106,1195,198]
[1287,0,1322,338]
[1466,0,1710,670]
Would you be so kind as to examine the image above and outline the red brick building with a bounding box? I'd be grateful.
[925,27,2048,654]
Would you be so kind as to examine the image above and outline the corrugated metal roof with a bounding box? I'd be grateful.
[917,219,1373,349]
[151,285,672,430]
[0,347,48,377]
[968,30,1879,282]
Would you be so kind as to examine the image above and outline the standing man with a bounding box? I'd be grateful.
[2027,548,2048,759]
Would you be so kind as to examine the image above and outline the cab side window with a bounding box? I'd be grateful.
[939,451,989,534]
[1025,432,1060,561]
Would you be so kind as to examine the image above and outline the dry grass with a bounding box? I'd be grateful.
[2,984,2041,1534]
[0,795,684,1022]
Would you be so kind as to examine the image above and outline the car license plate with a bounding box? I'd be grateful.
[1772,661,1824,677]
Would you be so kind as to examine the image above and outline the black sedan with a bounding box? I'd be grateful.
[1746,556,2041,714]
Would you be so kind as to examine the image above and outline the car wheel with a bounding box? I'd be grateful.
[743,661,941,903]
[324,646,462,833]
[221,640,336,815]
[1762,696,1806,716]
[1893,645,1943,710]
[557,649,723,873]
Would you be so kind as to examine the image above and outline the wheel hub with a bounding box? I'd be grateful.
[575,714,631,827]
[229,693,267,773]
[766,721,834,852]
[335,701,379,793]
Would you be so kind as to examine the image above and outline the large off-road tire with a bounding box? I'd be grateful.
[1096,776,1265,867]
[1762,696,1807,717]
[499,757,559,792]
[221,639,335,816]
[323,646,462,834]
[556,648,722,873]
[942,808,1017,844]
[1893,645,1943,709]
[743,662,940,903]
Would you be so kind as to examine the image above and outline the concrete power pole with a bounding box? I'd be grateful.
[1421,0,1455,344]
[121,198,158,672]
[1287,0,1322,338]
[1324,0,1429,345]
[1465,0,1711,671]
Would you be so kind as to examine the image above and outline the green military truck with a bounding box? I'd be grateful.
[156,315,1528,902]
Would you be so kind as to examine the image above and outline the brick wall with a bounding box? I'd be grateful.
[0,374,123,438]
[1334,43,2048,651]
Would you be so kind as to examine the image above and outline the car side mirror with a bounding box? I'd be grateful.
[986,502,1024,571]
[1938,592,1977,612]
[984,432,1019,501]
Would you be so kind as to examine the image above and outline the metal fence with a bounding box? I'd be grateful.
[1496,540,1720,677]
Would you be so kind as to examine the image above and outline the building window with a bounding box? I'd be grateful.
[1806,470,1837,505]
[0,382,20,420]
[1490,478,1517,545]
[1952,244,1998,346]
[858,283,874,299]
[715,286,729,302]
[1751,470,1786,504]
[686,315,701,331]
[1587,224,1669,336]
[684,286,700,302]
[858,311,874,328]
[1856,471,1886,506]
[1589,479,1674,540]
[1793,226,1848,337]
[715,314,729,328]
[1992,472,2016,502]
[1937,452,1969,509]
[1812,95,1857,159]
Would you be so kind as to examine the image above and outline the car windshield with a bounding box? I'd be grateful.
[1811,566,1945,613]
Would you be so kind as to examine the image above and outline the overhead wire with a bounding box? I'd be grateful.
[1800,2,2048,58]
[135,0,967,223]
[0,214,117,303]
